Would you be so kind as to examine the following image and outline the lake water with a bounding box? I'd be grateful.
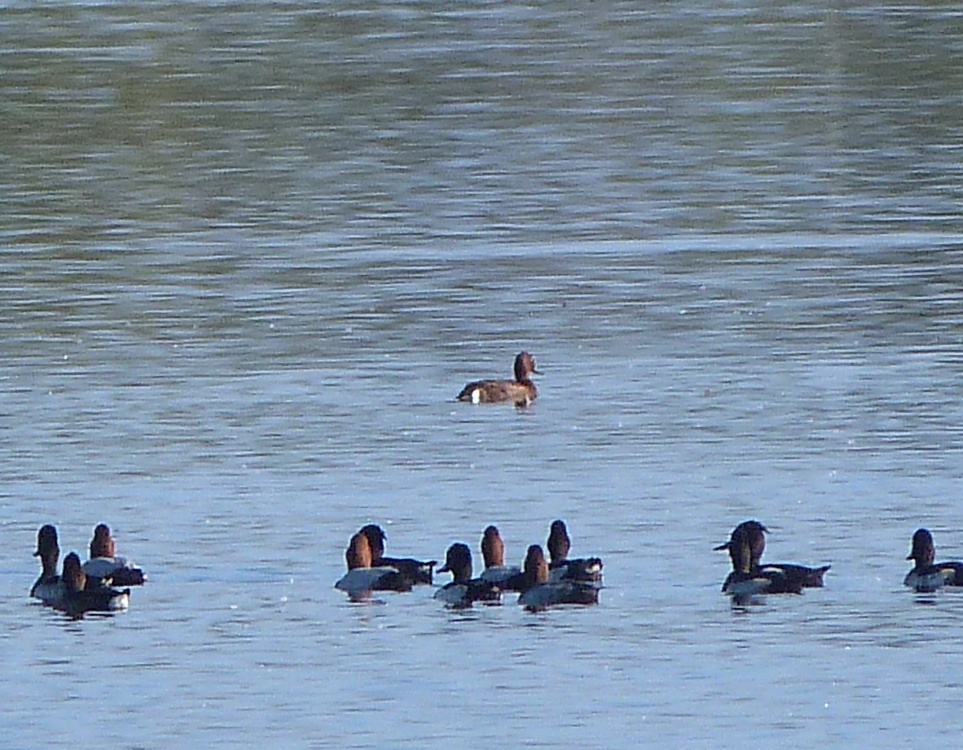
[3,2,963,748]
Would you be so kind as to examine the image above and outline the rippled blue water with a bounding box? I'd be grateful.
[3,2,963,748]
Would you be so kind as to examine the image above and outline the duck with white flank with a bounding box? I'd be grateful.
[517,545,600,612]
[546,520,603,584]
[717,526,801,604]
[904,528,963,593]
[714,520,830,591]
[358,524,436,586]
[83,523,147,587]
[58,552,130,618]
[434,543,501,609]
[30,525,66,607]
[335,531,413,599]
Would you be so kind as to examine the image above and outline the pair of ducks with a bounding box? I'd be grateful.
[30,524,146,617]
[717,521,963,600]
[456,352,540,407]
[335,524,437,596]
[336,520,603,612]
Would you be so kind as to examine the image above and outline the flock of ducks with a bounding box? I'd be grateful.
[331,518,963,611]
[27,354,963,616]
[28,519,963,618]
[30,524,146,618]
[336,520,603,611]
[715,520,963,603]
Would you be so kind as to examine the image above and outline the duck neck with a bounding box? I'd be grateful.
[451,562,472,584]
[38,550,59,578]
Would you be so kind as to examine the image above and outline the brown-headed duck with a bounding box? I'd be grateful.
[517,545,600,611]
[546,520,603,584]
[434,543,501,608]
[335,531,413,597]
[456,351,540,406]
[714,520,830,591]
[478,525,524,590]
[83,524,147,587]
[904,528,963,593]
[30,525,66,607]
[359,524,436,585]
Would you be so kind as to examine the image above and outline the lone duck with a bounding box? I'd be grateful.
[456,351,540,406]
[904,528,963,593]
[434,543,501,608]
[517,545,600,612]
[715,520,830,590]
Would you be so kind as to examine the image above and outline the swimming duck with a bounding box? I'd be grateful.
[717,522,804,598]
[434,543,502,608]
[30,525,66,607]
[717,532,796,603]
[545,520,603,584]
[714,520,830,590]
[57,552,130,617]
[478,525,524,590]
[83,524,147,587]
[517,545,600,611]
[358,524,436,585]
[456,351,540,406]
[904,528,963,593]
[335,531,413,597]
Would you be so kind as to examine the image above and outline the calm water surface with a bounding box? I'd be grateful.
[3,2,963,748]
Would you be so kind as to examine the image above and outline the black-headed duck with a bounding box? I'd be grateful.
[83,523,146,587]
[434,543,501,608]
[715,520,830,591]
[904,528,963,593]
[30,525,66,607]
[478,525,524,590]
[546,520,603,584]
[359,524,436,585]
[58,552,130,618]
[335,532,413,597]
[456,351,540,406]
[517,545,600,612]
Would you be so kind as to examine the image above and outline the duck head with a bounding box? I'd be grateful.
[359,524,387,564]
[62,552,87,594]
[523,544,551,587]
[481,526,506,568]
[514,352,540,382]
[547,520,571,564]
[438,543,473,584]
[89,523,116,559]
[907,528,936,567]
[345,532,373,570]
